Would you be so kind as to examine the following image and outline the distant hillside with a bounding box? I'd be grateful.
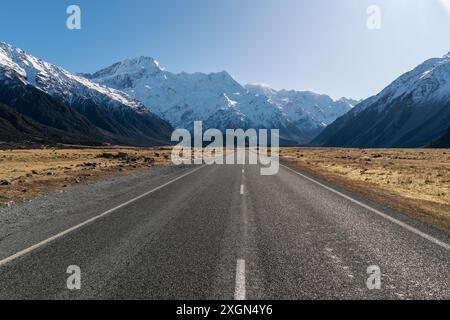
[313,52,450,148]
[0,42,173,146]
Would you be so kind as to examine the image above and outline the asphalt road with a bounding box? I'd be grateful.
[0,155,448,300]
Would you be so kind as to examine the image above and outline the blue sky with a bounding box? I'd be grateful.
[1,0,449,99]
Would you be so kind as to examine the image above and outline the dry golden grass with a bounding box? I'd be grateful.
[0,147,173,206]
[281,148,450,232]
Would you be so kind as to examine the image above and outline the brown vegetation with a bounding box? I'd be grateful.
[0,147,173,206]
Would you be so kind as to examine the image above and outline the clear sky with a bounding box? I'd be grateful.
[1,0,449,100]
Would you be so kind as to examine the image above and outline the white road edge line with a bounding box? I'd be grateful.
[0,165,206,268]
[280,164,450,251]
[240,184,245,195]
[234,259,246,300]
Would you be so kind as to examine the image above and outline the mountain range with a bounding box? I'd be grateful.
[313,52,450,148]
[0,42,449,148]
[82,57,356,145]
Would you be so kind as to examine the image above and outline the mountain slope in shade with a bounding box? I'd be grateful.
[430,126,450,147]
[313,52,450,148]
[0,102,57,142]
[0,42,173,146]
[84,58,355,145]
[0,101,102,144]
[0,81,107,145]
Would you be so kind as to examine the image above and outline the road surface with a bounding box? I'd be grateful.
[0,155,448,299]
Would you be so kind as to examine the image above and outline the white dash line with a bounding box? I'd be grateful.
[240,184,244,195]
[234,259,246,300]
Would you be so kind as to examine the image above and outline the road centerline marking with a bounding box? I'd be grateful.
[234,259,246,300]
[0,165,206,268]
[240,184,244,195]
[280,164,449,251]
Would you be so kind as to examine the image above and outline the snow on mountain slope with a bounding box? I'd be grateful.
[85,57,355,144]
[85,58,272,127]
[313,52,450,148]
[0,43,173,146]
[0,42,146,113]
[373,52,450,107]
[84,58,303,143]
[246,84,356,126]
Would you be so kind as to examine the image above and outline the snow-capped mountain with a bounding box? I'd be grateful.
[245,84,357,126]
[84,57,355,145]
[313,52,450,147]
[0,42,357,146]
[0,42,147,113]
[0,42,172,146]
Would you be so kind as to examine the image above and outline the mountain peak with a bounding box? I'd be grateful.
[0,42,10,49]
[86,56,164,82]
[0,42,30,61]
[127,56,162,68]
[0,42,23,62]
[117,56,164,73]
[0,42,17,51]
[209,70,235,81]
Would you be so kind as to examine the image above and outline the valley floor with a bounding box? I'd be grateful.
[281,148,450,232]
[1,146,449,233]
[0,147,173,206]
